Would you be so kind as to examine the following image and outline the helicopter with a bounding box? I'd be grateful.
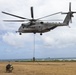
[2,2,76,35]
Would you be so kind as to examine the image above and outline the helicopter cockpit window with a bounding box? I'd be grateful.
[22,24,25,28]
[22,24,28,28]
[40,22,44,24]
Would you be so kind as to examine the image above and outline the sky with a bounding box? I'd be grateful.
[0,0,76,59]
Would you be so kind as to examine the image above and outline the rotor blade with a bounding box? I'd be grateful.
[3,20,26,22]
[41,19,63,21]
[72,11,76,13]
[2,11,29,20]
[31,7,34,19]
[61,12,68,14]
[69,2,71,12]
[37,12,61,20]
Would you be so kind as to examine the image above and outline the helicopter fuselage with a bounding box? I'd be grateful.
[18,22,66,35]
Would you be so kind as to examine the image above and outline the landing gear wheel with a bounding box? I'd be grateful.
[19,33,22,35]
[34,32,36,34]
[40,33,42,35]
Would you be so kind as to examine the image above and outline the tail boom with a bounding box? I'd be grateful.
[62,2,76,25]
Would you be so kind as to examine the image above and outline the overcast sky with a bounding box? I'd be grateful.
[0,0,76,59]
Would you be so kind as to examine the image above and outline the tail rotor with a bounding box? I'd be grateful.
[62,2,76,23]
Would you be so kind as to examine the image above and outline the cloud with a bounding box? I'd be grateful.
[2,32,33,47]
[42,27,76,48]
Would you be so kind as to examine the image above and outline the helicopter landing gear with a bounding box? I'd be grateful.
[40,33,42,35]
[34,32,36,34]
[19,33,22,35]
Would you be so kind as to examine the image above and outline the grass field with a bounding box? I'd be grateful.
[0,62,76,75]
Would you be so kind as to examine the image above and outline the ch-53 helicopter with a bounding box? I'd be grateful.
[2,2,76,35]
